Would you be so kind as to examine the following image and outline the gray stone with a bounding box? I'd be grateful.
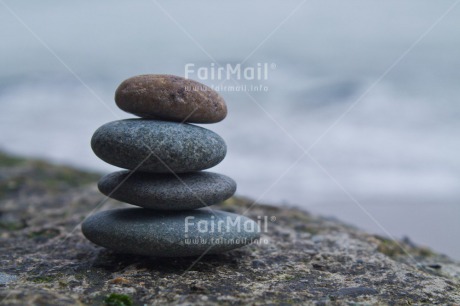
[336,287,378,297]
[7,152,460,305]
[91,119,226,173]
[0,272,17,285]
[98,171,236,210]
[82,208,260,257]
[115,74,227,123]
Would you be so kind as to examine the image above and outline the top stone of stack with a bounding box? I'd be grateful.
[115,74,227,123]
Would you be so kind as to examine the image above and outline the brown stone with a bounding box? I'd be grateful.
[115,74,227,123]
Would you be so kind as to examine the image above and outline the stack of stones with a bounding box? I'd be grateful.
[82,75,260,257]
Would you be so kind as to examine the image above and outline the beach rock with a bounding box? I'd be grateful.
[0,272,17,285]
[98,171,236,210]
[115,74,227,123]
[91,119,226,173]
[81,208,260,257]
[335,287,378,298]
[3,152,460,305]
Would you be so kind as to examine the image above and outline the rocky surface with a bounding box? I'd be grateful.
[82,208,260,257]
[98,171,236,210]
[1,151,460,305]
[91,119,226,173]
[115,74,227,123]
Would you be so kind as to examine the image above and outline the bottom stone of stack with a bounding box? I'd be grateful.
[82,208,260,257]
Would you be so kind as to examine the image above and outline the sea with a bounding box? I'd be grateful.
[1,0,459,259]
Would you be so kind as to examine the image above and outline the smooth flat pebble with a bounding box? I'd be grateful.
[91,119,226,173]
[115,74,227,123]
[98,171,236,210]
[82,208,260,257]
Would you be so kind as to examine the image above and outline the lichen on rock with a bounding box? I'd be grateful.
[0,152,459,305]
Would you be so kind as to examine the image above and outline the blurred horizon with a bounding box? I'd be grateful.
[1,0,459,259]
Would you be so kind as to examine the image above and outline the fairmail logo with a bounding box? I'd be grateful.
[184,62,275,81]
[184,215,273,234]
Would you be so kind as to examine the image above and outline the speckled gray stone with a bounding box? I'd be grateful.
[115,74,227,123]
[81,208,260,257]
[91,119,226,173]
[0,272,17,285]
[98,171,236,210]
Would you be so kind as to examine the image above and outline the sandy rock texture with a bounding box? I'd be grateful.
[0,152,459,305]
